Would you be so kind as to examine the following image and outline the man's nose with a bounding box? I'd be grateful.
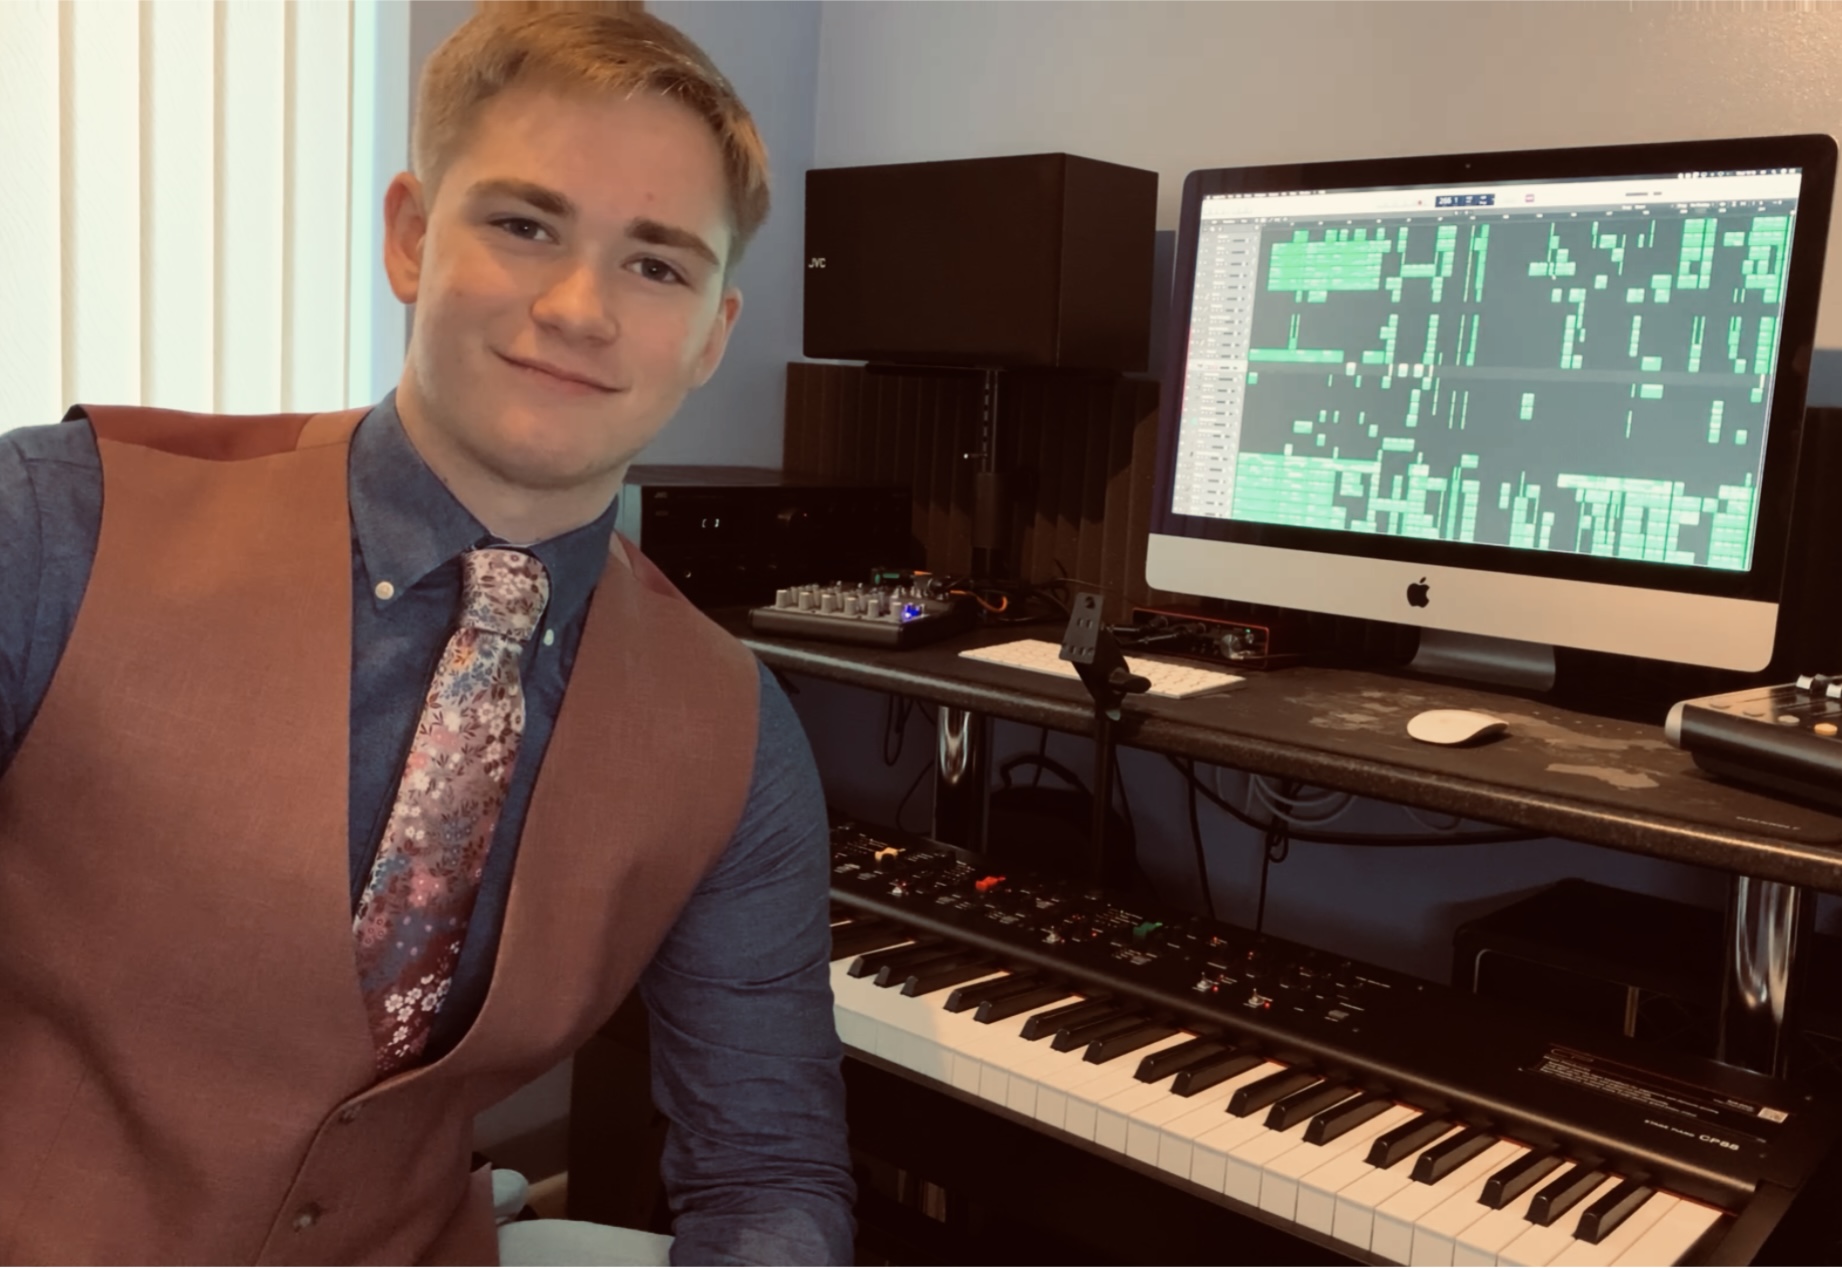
[532,262,619,342]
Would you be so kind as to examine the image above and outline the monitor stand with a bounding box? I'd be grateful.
[1410,628,1556,693]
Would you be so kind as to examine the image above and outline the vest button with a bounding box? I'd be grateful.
[337,1103,364,1124]
[291,1203,323,1231]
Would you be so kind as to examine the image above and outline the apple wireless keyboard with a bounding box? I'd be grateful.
[957,638,1244,700]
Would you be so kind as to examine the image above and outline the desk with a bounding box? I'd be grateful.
[734,615,1842,1076]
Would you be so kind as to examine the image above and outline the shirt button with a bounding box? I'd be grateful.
[337,1103,364,1124]
[291,1203,323,1231]
[543,629,555,647]
[374,580,396,601]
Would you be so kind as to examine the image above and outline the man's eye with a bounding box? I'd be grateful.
[492,217,553,243]
[633,257,686,286]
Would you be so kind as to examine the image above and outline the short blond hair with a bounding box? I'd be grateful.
[414,1,770,263]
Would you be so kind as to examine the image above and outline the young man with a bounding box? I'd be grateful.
[0,5,852,1264]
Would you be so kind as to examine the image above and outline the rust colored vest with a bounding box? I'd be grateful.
[0,407,760,1264]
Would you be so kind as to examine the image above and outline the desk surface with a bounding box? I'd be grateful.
[731,615,1842,894]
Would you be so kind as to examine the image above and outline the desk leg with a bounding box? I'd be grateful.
[1718,876,1809,1076]
[932,707,989,851]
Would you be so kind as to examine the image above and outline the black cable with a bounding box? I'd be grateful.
[1182,760,1217,921]
[893,758,931,836]
[1031,726,1050,788]
[1165,754,1538,847]
[1252,774,1296,932]
[881,694,910,767]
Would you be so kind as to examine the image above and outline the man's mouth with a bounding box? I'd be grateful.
[498,353,620,393]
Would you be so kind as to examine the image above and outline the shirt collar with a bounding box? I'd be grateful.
[350,392,622,630]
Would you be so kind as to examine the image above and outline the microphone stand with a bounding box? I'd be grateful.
[1059,593,1149,887]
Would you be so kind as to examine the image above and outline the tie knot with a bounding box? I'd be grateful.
[459,548,550,642]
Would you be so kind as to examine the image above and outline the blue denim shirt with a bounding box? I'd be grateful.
[0,398,853,1265]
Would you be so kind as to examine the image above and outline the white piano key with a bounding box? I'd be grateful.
[1292,1105,1419,1236]
[829,962,886,1053]
[1218,1114,1316,1205]
[1408,1141,1533,1266]
[1062,1033,1195,1140]
[1126,1075,1247,1165]
[968,994,1083,1104]
[1187,1108,1286,1195]
[1610,1198,1723,1267]
[1496,1175,1622,1267]
[1093,1072,1189,1155]
[876,971,1012,1083]
[1329,1123,1464,1249]
[1550,1193,1676,1267]
[1155,1063,1287,1177]
[1005,1031,1102,1120]
[1260,1103,1415,1222]
[1454,1198,1544,1267]
[1369,1138,1521,1264]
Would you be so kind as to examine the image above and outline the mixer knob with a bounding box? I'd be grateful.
[820,591,840,613]
[842,594,862,616]
[795,589,814,611]
[774,588,794,609]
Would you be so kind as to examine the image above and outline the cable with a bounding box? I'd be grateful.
[1401,804,1466,833]
[1254,780,1293,934]
[1165,754,1540,847]
[893,758,931,836]
[881,694,909,767]
[1181,760,1218,921]
[1249,775,1354,827]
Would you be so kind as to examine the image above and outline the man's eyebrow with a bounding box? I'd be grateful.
[467,178,576,220]
[628,217,721,270]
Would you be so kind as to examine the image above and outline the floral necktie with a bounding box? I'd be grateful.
[353,547,550,1076]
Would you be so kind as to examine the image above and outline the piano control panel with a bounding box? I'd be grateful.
[829,824,1842,1266]
[836,832,1410,1039]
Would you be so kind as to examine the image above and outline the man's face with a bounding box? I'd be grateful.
[384,84,740,511]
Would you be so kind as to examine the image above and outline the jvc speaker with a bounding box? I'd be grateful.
[803,153,1158,371]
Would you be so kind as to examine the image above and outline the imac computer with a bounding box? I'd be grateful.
[1146,135,1836,688]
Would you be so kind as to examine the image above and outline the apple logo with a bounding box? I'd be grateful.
[1406,577,1430,608]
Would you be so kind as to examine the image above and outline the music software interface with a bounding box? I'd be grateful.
[1169,170,1802,571]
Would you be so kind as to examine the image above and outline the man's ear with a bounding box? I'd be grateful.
[691,288,744,389]
[382,172,430,305]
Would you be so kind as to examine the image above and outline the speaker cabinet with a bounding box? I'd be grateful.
[804,153,1157,372]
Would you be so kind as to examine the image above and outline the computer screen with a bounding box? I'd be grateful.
[1147,135,1836,675]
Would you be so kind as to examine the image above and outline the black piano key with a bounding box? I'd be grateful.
[1365,1112,1454,1169]
[1574,1176,1655,1244]
[1526,1163,1609,1227]
[847,939,941,979]
[1227,1068,1319,1118]
[1135,1037,1227,1083]
[976,985,1076,1024]
[873,949,963,987]
[1018,998,1114,1041]
[829,922,908,962]
[1084,1022,1180,1064]
[1265,1081,1358,1132]
[1304,1092,1390,1145]
[1411,1125,1495,1184]
[1482,1148,1563,1209]
[1051,1012,1142,1053]
[901,958,999,997]
[1171,1050,1262,1096]
[944,972,1040,1014]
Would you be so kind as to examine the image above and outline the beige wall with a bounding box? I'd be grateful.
[816,1,1842,344]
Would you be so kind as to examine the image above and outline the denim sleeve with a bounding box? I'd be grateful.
[0,419,101,776]
[639,661,854,1266]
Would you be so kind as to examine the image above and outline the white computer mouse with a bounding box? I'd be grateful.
[1407,708,1509,746]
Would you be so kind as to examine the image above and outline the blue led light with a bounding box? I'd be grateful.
[901,603,923,621]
